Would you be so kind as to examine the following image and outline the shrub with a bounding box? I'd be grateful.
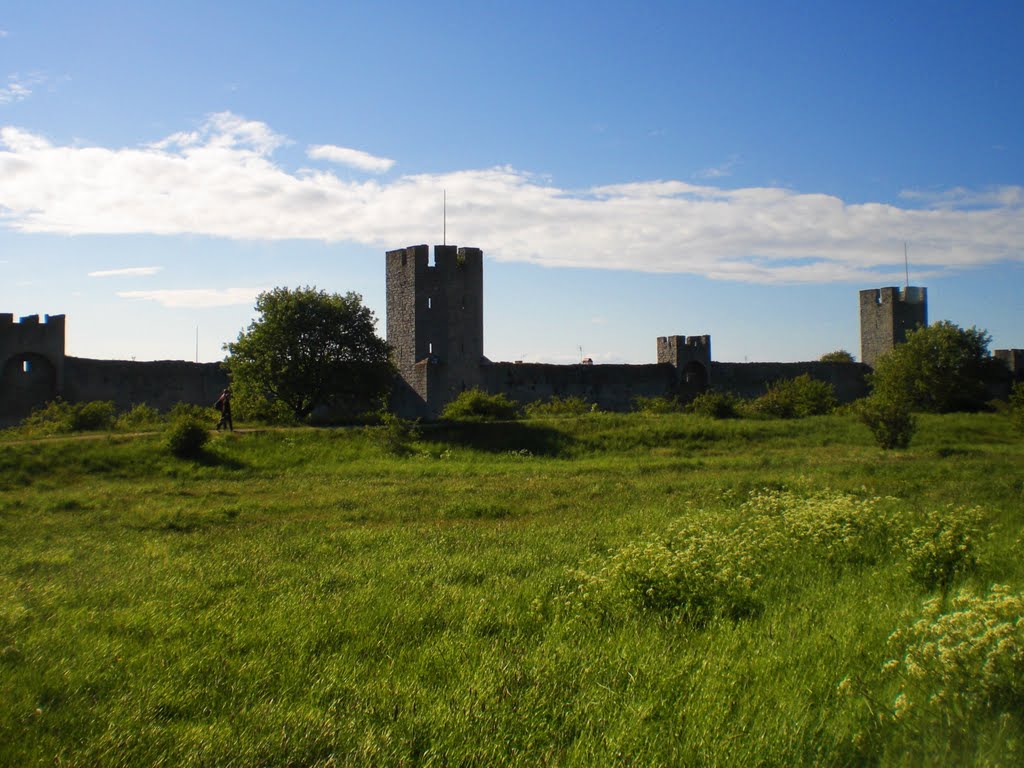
[904,505,986,592]
[72,401,117,431]
[632,395,683,414]
[878,585,1024,760]
[869,321,1002,413]
[115,403,164,431]
[740,488,898,566]
[440,389,519,421]
[858,396,916,449]
[168,402,219,428]
[369,411,420,455]
[749,374,836,418]
[166,416,210,458]
[686,390,742,419]
[21,399,78,435]
[566,518,765,626]
[1010,381,1024,430]
[524,395,595,417]
[820,349,856,363]
[21,399,117,434]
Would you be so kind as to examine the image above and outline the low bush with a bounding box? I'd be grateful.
[114,403,163,431]
[904,505,986,593]
[566,518,762,625]
[524,395,595,418]
[858,396,916,449]
[21,399,117,434]
[878,585,1024,761]
[440,388,520,421]
[166,416,210,458]
[369,411,421,455]
[1010,381,1024,430]
[632,395,683,414]
[686,390,742,419]
[748,374,837,419]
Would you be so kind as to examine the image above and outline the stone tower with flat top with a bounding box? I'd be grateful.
[859,286,927,368]
[386,244,484,418]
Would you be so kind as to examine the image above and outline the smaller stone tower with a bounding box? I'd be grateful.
[859,287,927,368]
[386,244,484,418]
[657,334,712,390]
[0,313,66,421]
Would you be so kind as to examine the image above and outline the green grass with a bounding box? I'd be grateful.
[1,413,1022,766]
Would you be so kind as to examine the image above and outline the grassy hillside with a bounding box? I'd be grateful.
[1,413,1022,766]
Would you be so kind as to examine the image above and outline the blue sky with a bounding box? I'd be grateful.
[1,1,1022,365]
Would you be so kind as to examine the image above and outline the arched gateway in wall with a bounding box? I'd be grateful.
[0,314,66,424]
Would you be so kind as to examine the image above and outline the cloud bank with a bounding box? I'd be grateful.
[117,287,264,308]
[89,266,163,277]
[1,112,1022,284]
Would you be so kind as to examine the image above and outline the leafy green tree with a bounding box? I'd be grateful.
[869,321,1003,413]
[225,287,394,421]
[820,349,855,363]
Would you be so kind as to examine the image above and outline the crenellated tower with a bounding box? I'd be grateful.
[657,334,711,390]
[0,313,66,420]
[386,244,484,417]
[859,287,927,368]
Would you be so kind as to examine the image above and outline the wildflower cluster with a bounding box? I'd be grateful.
[740,488,898,566]
[904,505,986,592]
[882,586,1024,749]
[566,517,763,626]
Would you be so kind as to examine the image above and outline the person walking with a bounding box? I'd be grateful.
[215,387,233,431]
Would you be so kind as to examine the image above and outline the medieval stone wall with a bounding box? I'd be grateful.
[63,358,228,413]
[711,361,871,401]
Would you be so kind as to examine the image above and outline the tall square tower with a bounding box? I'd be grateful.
[859,286,927,368]
[386,245,484,417]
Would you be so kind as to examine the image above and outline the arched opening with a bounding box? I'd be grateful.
[681,361,708,391]
[1,352,58,420]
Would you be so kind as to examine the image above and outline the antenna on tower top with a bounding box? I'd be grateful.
[904,241,910,289]
[443,189,447,246]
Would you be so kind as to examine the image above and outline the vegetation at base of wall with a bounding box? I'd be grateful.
[685,390,743,419]
[869,320,1007,413]
[17,398,118,435]
[1,412,1022,766]
[523,395,596,418]
[746,373,838,419]
[8,399,221,438]
[858,395,918,449]
[632,395,684,414]
[440,388,520,421]
[820,349,856,363]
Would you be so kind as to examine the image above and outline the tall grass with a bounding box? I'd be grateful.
[1,412,1022,765]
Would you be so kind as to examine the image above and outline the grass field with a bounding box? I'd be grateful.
[1,413,1022,766]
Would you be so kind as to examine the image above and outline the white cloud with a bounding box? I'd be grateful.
[0,111,1022,285]
[307,144,394,174]
[695,154,741,179]
[117,287,264,308]
[88,266,163,277]
[0,75,35,105]
[0,29,8,38]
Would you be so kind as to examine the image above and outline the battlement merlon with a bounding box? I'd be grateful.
[656,334,712,365]
[859,286,928,307]
[385,244,482,271]
[1,313,66,334]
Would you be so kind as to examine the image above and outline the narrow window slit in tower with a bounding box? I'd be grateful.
[23,360,31,374]
[427,297,432,310]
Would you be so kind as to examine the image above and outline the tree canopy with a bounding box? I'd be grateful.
[869,321,1004,413]
[819,349,855,364]
[225,287,393,421]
